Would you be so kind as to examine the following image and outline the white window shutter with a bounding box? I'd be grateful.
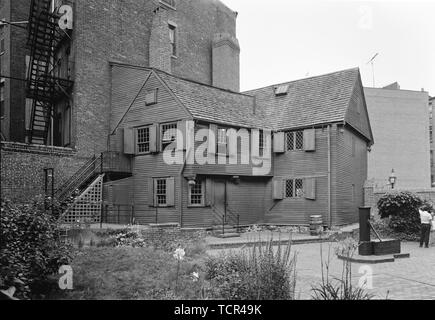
[123,127,134,154]
[273,177,284,200]
[273,132,285,153]
[304,177,316,200]
[303,128,316,151]
[149,124,158,153]
[166,177,175,206]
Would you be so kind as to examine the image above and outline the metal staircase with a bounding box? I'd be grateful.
[26,0,73,144]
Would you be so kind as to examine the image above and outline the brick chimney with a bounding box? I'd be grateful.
[149,7,172,73]
[212,33,240,92]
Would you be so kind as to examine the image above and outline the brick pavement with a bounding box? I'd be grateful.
[208,241,435,300]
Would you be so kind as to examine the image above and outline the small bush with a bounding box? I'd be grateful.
[0,197,73,299]
[377,191,432,237]
[205,237,297,300]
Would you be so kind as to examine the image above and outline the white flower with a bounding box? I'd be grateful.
[173,248,185,261]
[191,272,199,282]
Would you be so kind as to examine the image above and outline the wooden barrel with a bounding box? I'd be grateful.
[309,215,323,235]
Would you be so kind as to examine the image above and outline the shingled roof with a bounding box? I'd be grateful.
[154,69,270,129]
[243,67,360,130]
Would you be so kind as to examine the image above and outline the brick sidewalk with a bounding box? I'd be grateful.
[208,241,435,300]
[292,242,435,300]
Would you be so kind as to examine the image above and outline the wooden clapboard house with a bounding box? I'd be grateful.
[106,63,373,228]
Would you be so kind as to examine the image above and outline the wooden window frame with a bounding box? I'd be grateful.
[136,126,151,155]
[286,130,304,151]
[155,178,167,207]
[188,180,205,207]
[168,23,177,57]
[161,122,177,151]
[285,178,304,198]
[145,89,158,106]
[217,127,227,156]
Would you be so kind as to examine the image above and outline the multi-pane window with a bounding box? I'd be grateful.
[156,178,167,205]
[0,38,4,54]
[259,130,264,155]
[137,127,150,153]
[189,180,204,206]
[217,128,227,144]
[161,122,177,149]
[169,24,177,56]
[285,179,304,198]
[430,125,433,144]
[286,131,303,151]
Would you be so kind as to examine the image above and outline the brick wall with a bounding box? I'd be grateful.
[71,0,238,157]
[0,142,89,203]
[0,0,30,142]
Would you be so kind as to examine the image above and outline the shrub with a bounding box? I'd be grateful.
[205,237,297,300]
[377,191,432,237]
[0,197,73,299]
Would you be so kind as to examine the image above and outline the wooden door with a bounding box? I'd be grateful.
[214,180,226,219]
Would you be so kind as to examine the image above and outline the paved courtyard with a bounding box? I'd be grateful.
[209,241,435,300]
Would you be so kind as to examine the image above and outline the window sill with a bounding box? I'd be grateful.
[187,204,206,208]
[171,55,178,59]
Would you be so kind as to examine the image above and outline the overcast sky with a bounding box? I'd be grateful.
[222,0,435,96]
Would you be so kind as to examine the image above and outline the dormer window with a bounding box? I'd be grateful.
[275,84,289,96]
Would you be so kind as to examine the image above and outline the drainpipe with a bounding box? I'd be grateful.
[327,124,332,228]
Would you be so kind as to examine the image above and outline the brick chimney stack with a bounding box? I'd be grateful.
[212,33,240,92]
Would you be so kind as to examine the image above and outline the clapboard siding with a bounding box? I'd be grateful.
[183,123,273,177]
[334,126,367,225]
[265,176,329,225]
[267,127,331,225]
[345,76,373,143]
[121,73,191,127]
[110,65,151,132]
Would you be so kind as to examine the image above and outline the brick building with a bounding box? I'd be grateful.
[364,83,431,190]
[0,0,30,142]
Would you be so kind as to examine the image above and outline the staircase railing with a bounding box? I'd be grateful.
[55,155,102,202]
[211,204,240,233]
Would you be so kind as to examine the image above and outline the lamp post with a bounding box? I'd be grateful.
[389,169,397,189]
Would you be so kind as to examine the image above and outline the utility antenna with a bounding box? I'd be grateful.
[366,53,378,87]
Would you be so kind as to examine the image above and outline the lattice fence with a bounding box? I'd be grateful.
[61,174,104,224]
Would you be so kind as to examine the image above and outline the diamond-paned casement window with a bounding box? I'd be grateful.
[295,179,304,197]
[285,179,304,198]
[189,180,204,206]
[161,122,177,149]
[145,89,158,106]
[285,179,293,198]
[137,127,150,153]
[156,178,167,205]
[286,130,304,151]
[274,84,289,96]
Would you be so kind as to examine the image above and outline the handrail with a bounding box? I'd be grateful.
[55,155,96,195]
[56,155,101,201]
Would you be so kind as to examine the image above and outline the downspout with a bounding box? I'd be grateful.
[327,124,332,228]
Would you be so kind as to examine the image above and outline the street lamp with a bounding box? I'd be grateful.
[389,169,397,189]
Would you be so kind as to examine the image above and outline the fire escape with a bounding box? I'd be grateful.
[26,0,73,145]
